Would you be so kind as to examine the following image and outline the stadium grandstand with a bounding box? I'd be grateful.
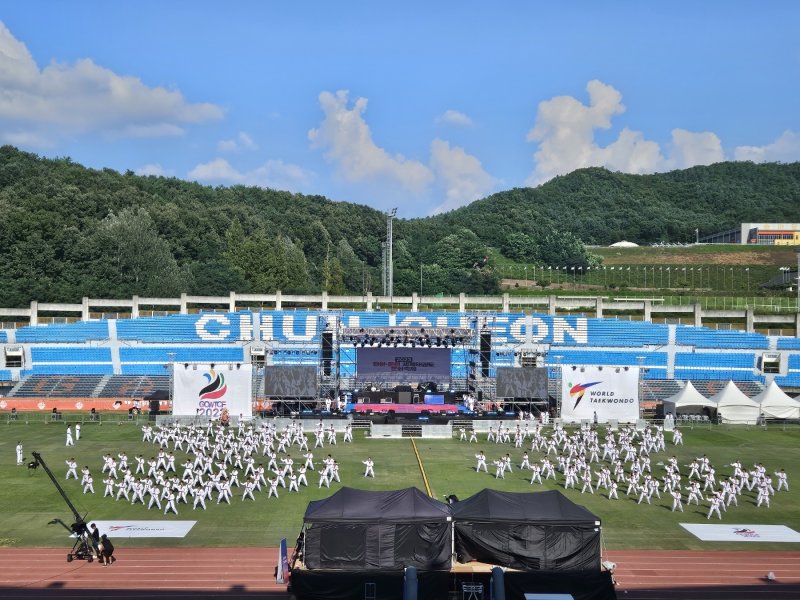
[700,222,800,245]
[1,292,798,421]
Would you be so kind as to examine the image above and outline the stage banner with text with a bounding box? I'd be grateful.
[560,366,639,423]
[356,348,451,383]
[173,363,252,418]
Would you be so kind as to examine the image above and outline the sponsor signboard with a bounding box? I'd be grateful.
[680,523,800,542]
[173,364,252,418]
[560,366,639,423]
[75,520,196,538]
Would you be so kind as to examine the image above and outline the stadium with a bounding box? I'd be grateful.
[2,292,800,600]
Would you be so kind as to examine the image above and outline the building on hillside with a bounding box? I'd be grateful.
[701,223,800,245]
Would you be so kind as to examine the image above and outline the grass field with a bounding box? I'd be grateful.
[2,420,800,552]
[493,244,799,295]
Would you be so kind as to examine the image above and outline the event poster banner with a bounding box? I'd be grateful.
[356,348,451,382]
[560,366,639,423]
[173,363,252,418]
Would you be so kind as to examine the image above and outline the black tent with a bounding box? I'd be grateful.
[302,487,453,570]
[451,489,601,571]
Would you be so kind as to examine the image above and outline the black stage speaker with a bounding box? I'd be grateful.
[479,331,491,377]
[149,400,160,415]
[321,332,334,376]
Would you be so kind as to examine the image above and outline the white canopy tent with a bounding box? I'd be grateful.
[711,380,760,424]
[662,381,717,416]
[752,381,800,420]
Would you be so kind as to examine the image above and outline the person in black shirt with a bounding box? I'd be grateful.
[99,534,115,566]
[89,523,100,557]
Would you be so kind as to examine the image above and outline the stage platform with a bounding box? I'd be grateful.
[347,402,464,414]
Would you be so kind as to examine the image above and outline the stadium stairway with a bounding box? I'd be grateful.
[92,375,112,397]
[6,374,30,397]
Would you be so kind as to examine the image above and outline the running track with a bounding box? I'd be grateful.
[1,548,799,599]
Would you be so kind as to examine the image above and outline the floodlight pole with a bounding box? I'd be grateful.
[167,351,176,418]
[796,249,800,311]
[383,208,397,304]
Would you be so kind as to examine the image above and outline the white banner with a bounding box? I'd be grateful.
[75,520,196,538]
[560,366,639,423]
[681,523,800,542]
[173,363,253,418]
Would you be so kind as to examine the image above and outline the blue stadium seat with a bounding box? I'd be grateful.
[31,347,112,362]
[119,346,245,363]
[117,312,252,343]
[675,326,768,349]
[24,364,113,375]
[777,338,800,350]
[545,350,667,368]
[16,321,110,343]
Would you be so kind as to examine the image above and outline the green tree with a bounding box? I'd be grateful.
[92,206,190,296]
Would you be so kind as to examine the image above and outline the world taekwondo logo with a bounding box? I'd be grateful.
[568,381,602,410]
[733,527,760,538]
[199,368,228,400]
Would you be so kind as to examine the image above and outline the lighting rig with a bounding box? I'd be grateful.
[341,326,473,348]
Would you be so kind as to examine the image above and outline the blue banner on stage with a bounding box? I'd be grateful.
[277,538,288,583]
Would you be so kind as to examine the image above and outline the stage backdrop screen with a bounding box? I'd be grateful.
[263,366,318,398]
[560,366,639,423]
[173,364,252,418]
[356,348,451,383]
[495,367,549,398]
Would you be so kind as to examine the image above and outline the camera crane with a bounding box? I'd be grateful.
[31,451,95,563]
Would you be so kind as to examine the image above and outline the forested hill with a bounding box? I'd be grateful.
[1,145,798,306]
[437,162,800,247]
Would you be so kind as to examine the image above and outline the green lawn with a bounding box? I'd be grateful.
[2,420,800,551]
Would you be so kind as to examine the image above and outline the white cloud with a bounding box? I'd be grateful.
[217,131,258,153]
[1,129,55,148]
[0,21,223,143]
[734,130,800,163]
[308,90,498,213]
[525,80,726,185]
[668,129,724,169]
[188,157,313,192]
[188,158,246,182]
[135,163,173,177]
[429,139,496,214]
[116,123,186,138]
[308,90,434,192]
[436,109,473,127]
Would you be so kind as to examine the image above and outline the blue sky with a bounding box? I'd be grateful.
[1,1,798,216]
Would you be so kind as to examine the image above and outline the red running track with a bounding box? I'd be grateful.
[1,547,799,599]
[0,547,290,599]
[606,550,800,599]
